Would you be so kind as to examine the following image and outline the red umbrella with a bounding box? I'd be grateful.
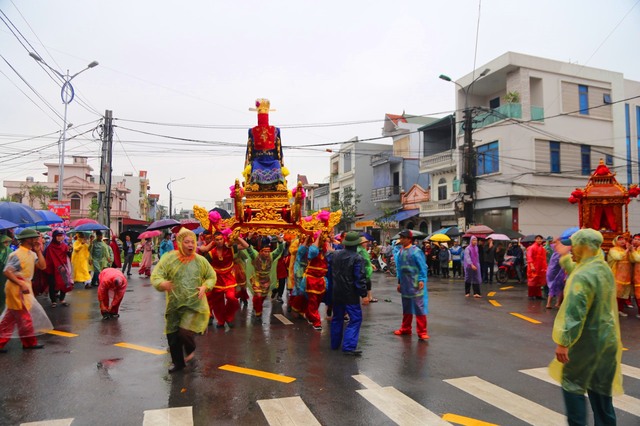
[171,219,202,233]
[138,230,162,240]
[70,218,99,228]
[466,224,494,234]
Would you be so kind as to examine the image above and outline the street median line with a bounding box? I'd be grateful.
[114,342,167,355]
[219,364,296,383]
[499,286,514,290]
[442,413,498,426]
[488,300,501,307]
[46,329,78,338]
[509,313,541,324]
[487,291,496,297]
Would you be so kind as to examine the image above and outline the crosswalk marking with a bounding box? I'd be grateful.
[114,342,167,355]
[354,375,451,425]
[273,314,293,325]
[21,419,73,426]
[621,363,640,380]
[520,367,640,417]
[444,376,566,425]
[219,364,296,383]
[142,407,193,426]
[487,291,496,297]
[509,312,541,324]
[258,396,321,426]
[45,330,78,338]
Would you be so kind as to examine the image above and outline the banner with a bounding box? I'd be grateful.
[48,201,71,220]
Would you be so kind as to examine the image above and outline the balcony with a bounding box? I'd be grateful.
[371,185,402,203]
[464,104,545,130]
[370,151,401,166]
[420,149,456,174]
[419,199,456,217]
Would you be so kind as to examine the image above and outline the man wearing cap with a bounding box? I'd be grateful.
[393,229,430,340]
[550,229,622,425]
[356,236,375,304]
[331,231,368,355]
[526,235,547,300]
[0,228,47,352]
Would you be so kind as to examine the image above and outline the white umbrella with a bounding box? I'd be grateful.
[487,233,511,241]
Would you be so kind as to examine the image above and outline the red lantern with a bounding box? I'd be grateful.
[568,195,579,204]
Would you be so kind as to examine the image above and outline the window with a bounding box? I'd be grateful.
[437,178,447,201]
[579,85,589,115]
[605,154,614,166]
[489,97,500,109]
[603,93,612,104]
[70,195,81,210]
[343,151,352,173]
[476,141,499,175]
[581,145,591,175]
[550,141,561,173]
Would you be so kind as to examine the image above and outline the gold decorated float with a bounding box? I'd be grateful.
[194,99,341,240]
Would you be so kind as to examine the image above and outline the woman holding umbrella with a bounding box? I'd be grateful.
[137,237,154,278]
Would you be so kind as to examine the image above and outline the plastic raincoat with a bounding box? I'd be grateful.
[151,239,216,335]
[549,249,623,396]
[71,237,91,283]
[607,235,631,299]
[394,244,429,314]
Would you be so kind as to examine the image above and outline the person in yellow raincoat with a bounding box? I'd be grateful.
[151,228,216,373]
[607,234,632,316]
[550,229,622,426]
[71,232,91,286]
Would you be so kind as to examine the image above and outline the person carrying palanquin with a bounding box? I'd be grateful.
[607,234,632,317]
[246,236,284,321]
[304,232,331,331]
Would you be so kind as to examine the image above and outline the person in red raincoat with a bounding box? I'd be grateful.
[526,235,547,299]
[98,268,128,320]
[43,229,72,307]
[109,236,122,269]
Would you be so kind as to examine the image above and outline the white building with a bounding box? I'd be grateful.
[445,51,640,237]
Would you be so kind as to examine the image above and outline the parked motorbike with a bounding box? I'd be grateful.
[496,255,517,283]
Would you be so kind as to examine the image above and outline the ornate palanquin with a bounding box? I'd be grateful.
[194,99,341,240]
[568,160,640,251]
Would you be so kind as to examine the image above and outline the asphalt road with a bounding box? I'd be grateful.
[1,270,639,426]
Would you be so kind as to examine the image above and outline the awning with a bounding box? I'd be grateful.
[379,209,420,223]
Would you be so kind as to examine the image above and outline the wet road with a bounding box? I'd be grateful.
[1,271,639,425]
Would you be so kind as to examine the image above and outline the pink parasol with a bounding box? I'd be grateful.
[138,230,162,240]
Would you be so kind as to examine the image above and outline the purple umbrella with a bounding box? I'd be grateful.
[0,202,43,226]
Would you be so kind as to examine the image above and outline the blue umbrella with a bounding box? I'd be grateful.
[0,218,19,231]
[35,210,63,225]
[561,226,580,240]
[192,226,205,235]
[0,201,42,225]
[74,223,110,232]
[361,232,375,241]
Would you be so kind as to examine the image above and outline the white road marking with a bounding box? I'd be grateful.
[353,375,451,425]
[621,363,640,380]
[142,406,193,426]
[21,420,74,426]
[520,367,640,417]
[273,314,293,325]
[258,396,321,426]
[444,376,566,426]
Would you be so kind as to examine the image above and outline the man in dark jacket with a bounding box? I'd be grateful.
[483,237,496,283]
[331,231,369,356]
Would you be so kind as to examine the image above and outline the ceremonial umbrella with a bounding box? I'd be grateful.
[74,223,110,232]
[69,218,99,228]
[35,210,63,225]
[0,219,19,231]
[0,202,42,226]
[138,230,162,240]
[147,218,180,231]
[428,233,451,242]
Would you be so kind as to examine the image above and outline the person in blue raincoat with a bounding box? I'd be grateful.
[549,229,622,426]
[393,229,429,340]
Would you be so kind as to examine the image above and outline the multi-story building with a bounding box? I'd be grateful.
[418,114,460,233]
[448,51,640,236]
[330,138,388,231]
[2,156,131,232]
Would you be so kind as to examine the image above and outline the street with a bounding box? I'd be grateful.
[1,271,639,426]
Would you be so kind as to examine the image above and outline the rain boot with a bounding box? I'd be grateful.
[394,314,413,335]
[416,315,429,340]
[167,332,185,373]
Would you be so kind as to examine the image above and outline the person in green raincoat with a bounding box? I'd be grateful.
[549,228,623,426]
[151,228,216,373]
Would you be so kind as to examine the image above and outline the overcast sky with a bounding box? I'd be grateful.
[1,0,639,213]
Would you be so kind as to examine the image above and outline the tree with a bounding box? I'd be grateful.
[374,207,397,243]
[330,186,361,231]
[88,198,99,219]
[19,184,54,208]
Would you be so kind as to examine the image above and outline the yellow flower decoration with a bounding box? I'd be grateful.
[281,166,290,177]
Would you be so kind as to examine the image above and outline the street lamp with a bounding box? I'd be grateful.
[167,177,185,219]
[29,52,99,202]
[439,68,490,229]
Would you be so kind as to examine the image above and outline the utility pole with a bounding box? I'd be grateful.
[463,107,475,228]
[98,110,113,229]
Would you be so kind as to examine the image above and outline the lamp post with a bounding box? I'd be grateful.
[439,68,490,229]
[167,177,185,219]
[29,52,99,202]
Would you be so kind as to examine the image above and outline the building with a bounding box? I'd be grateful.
[2,156,131,232]
[448,51,640,236]
[330,138,388,231]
